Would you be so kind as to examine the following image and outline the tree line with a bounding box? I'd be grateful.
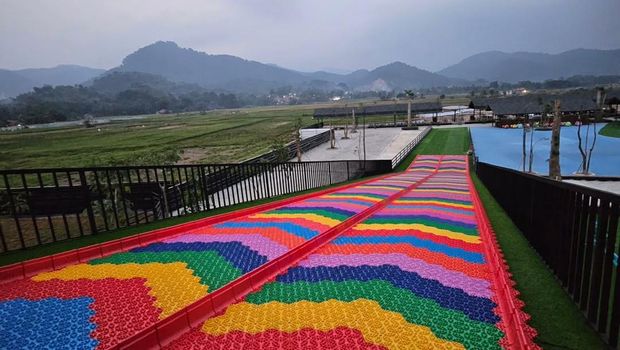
[0,85,252,126]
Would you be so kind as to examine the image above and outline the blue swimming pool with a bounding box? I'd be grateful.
[471,124,620,176]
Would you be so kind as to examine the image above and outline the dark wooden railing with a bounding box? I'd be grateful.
[476,161,620,347]
[0,160,391,253]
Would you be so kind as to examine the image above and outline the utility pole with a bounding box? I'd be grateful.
[407,100,412,127]
[329,120,336,149]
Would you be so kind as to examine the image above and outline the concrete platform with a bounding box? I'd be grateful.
[565,180,620,196]
[297,127,427,162]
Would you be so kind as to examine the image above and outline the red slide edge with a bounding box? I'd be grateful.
[113,161,436,350]
[466,160,540,349]
[0,173,393,284]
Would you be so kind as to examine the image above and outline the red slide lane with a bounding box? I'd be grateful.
[466,160,540,349]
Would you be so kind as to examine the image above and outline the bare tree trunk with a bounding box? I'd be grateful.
[522,125,527,172]
[528,124,535,172]
[584,88,606,174]
[576,117,587,173]
[586,122,597,173]
[549,100,562,180]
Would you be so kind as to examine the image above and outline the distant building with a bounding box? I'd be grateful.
[472,91,601,120]
[313,102,442,120]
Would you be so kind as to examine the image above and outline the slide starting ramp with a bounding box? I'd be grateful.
[0,156,537,349]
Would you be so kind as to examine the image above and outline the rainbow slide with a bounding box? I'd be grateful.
[0,156,537,349]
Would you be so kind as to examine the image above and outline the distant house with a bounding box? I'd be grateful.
[1,120,25,132]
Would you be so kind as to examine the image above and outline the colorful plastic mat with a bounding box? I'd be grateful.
[0,155,536,349]
[165,156,530,349]
[0,161,430,349]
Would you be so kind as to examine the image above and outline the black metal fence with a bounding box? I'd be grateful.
[245,129,329,163]
[0,160,391,253]
[476,162,620,347]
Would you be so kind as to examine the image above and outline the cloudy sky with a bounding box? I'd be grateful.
[1,0,619,72]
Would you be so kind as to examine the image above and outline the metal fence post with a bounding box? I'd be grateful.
[79,170,98,235]
[328,162,332,185]
[346,161,350,180]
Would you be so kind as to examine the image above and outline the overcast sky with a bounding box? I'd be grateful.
[1,0,619,73]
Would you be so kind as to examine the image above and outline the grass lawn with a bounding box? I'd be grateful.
[0,97,470,170]
[600,122,620,138]
[394,127,470,171]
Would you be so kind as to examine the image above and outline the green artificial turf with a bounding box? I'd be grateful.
[600,122,620,138]
[394,128,470,172]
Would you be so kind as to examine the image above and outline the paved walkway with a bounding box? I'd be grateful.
[0,156,535,349]
[297,127,427,161]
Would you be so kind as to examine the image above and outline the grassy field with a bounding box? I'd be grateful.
[0,108,317,169]
[0,96,469,170]
[600,122,620,138]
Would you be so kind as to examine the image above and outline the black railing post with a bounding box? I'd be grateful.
[328,162,333,185]
[93,170,110,232]
[347,161,350,180]
[79,170,98,235]
[199,166,209,211]
[599,203,619,333]
[3,173,25,249]
[20,173,41,245]
[0,220,6,253]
